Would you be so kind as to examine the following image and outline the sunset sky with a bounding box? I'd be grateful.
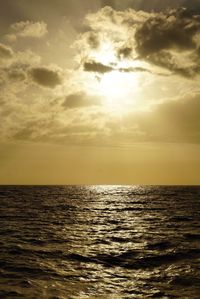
[0,0,200,184]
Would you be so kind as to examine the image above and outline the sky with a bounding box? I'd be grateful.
[0,0,200,185]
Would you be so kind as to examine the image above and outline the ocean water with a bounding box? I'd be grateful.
[0,186,200,299]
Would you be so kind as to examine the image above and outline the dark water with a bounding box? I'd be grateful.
[0,186,200,299]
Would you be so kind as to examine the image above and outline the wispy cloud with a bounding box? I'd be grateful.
[11,21,48,39]
[62,92,101,109]
[0,43,14,59]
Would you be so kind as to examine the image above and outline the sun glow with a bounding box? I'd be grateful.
[92,42,117,65]
[98,71,139,111]
[100,71,127,98]
[86,41,142,113]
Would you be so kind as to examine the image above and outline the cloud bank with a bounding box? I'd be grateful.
[0,4,199,146]
[79,6,200,78]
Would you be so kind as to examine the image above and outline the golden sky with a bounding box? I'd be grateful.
[0,0,200,184]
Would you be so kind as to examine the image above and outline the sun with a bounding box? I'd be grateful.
[97,70,139,111]
[100,71,127,98]
[84,41,141,113]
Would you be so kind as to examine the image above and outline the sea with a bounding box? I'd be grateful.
[0,185,200,299]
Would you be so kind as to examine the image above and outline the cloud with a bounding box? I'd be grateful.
[29,66,63,88]
[0,94,107,144]
[0,43,13,59]
[1,87,199,145]
[62,92,101,108]
[78,6,200,78]
[135,10,197,56]
[84,61,113,73]
[0,2,199,147]
[135,93,200,143]
[101,92,200,145]
[11,21,48,38]
[148,50,200,78]
[7,67,27,82]
[0,48,42,94]
[87,32,100,49]
[117,46,132,58]
[133,8,200,77]
[83,59,159,75]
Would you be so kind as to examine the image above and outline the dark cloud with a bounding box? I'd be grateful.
[135,8,200,57]
[0,43,13,59]
[133,8,200,77]
[4,62,28,81]
[117,47,132,59]
[62,92,101,109]
[119,66,155,74]
[87,32,100,49]
[8,68,26,81]
[30,66,62,88]
[84,61,113,73]
[148,51,200,78]
[83,60,164,75]
[82,6,200,78]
